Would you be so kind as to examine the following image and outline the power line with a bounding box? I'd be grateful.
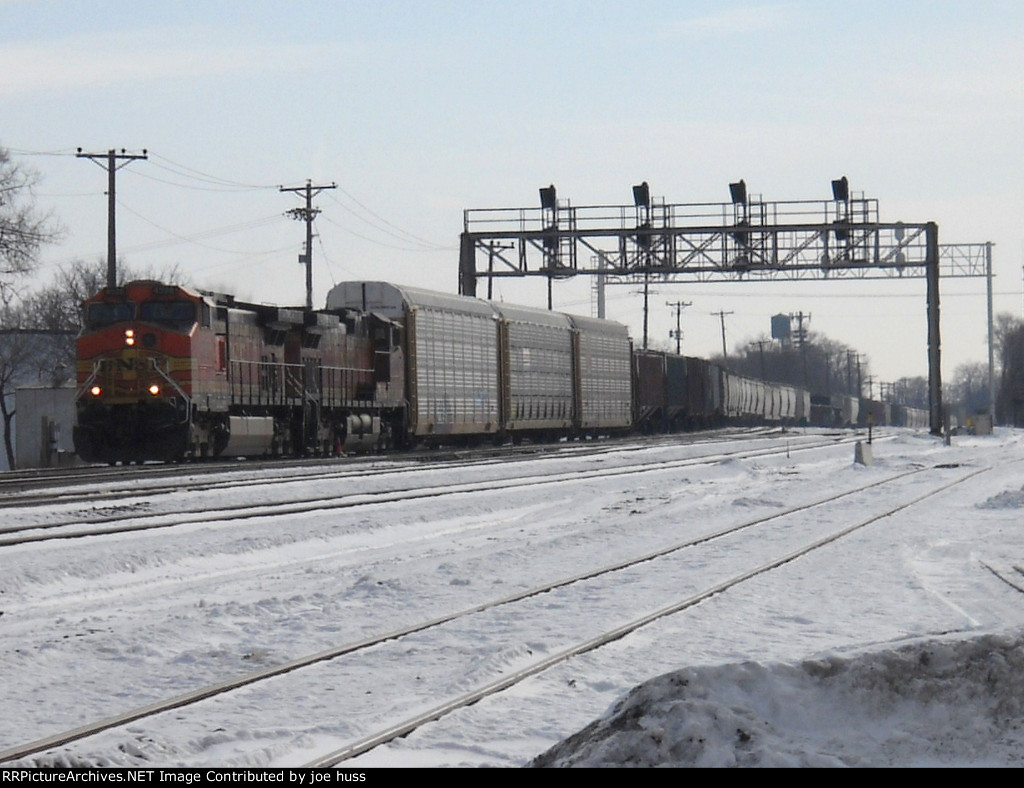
[319,213,455,253]
[326,191,451,250]
[114,200,288,254]
[146,153,277,191]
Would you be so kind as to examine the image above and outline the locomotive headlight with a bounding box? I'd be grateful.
[90,385,102,397]
[148,384,161,396]
[124,329,135,346]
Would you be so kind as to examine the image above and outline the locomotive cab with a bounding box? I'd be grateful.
[74,282,213,464]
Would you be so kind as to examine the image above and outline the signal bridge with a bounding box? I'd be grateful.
[458,179,994,437]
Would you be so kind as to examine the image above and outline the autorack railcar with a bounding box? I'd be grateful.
[324,281,634,445]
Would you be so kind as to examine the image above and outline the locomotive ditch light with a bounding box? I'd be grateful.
[148,384,161,396]
[90,386,102,397]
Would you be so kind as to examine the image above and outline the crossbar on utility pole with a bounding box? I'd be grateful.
[711,310,734,360]
[281,179,337,310]
[76,148,148,288]
[749,339,770,380]
[667,300,691,355]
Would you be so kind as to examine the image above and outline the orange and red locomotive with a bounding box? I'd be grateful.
[74,281,405,463]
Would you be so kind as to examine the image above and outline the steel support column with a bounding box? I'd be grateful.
[987,242,995,421]
[459,232,477,297]
[926,222,943,435]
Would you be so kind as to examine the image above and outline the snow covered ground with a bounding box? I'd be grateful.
[2,428,1024,768]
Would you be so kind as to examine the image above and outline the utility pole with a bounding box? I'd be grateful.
[790,312,811,389]
[633,277,658,349]
[711,310,734,360]
[666,300,692,355]
[846,350,863,397]
[749,339,770,380]
[281,179,337,309]
[76,148,148,288]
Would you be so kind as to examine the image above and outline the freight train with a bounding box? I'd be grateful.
[73,280,924,464]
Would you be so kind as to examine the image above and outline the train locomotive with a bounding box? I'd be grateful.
[73,279,925,464]
[74,280,636,463]
[74,280,404,464]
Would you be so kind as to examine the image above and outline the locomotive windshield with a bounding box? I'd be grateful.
[139,300,197,331]
[85,301,136,329]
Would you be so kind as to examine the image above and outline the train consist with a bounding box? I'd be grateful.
[73,280,926,464]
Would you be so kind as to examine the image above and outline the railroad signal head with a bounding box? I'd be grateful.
[539,185,557,211]
[632,181,650,209]
[831,176,849,202]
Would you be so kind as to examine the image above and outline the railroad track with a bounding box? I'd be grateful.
[1,448,970,767]
[1,430,882,548]
[0,426,786,509]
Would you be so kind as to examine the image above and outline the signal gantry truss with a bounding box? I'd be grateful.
[460,193,986,289]
[458,183,993,437]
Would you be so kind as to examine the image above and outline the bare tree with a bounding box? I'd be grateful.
[997,321,1024,426]
[951,361,990,415]
[24,259,186,384]
[994,313,1023,364]
[893,376,929,409]
[0,146,61,304]
[0,302,41,468]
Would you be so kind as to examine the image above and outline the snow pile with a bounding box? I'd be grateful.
[977,484,1024,510]
[531,631,1024,767]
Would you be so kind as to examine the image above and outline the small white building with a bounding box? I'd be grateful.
[14,386,78,470]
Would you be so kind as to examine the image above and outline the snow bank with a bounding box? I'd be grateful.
[531,631,1024,767]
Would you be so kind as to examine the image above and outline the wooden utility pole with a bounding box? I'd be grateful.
[749,339,770,380]
[666,300,691,355]
[76,148,148,288]
[711,310,734,360]
[281,179,337,309]
[790,312,811,389]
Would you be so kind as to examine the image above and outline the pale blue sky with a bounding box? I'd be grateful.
[4,0,1023,382]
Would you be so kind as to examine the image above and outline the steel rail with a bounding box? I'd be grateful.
[1,450,933,765]
[307,465,991,767]
[0,433,884,547]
